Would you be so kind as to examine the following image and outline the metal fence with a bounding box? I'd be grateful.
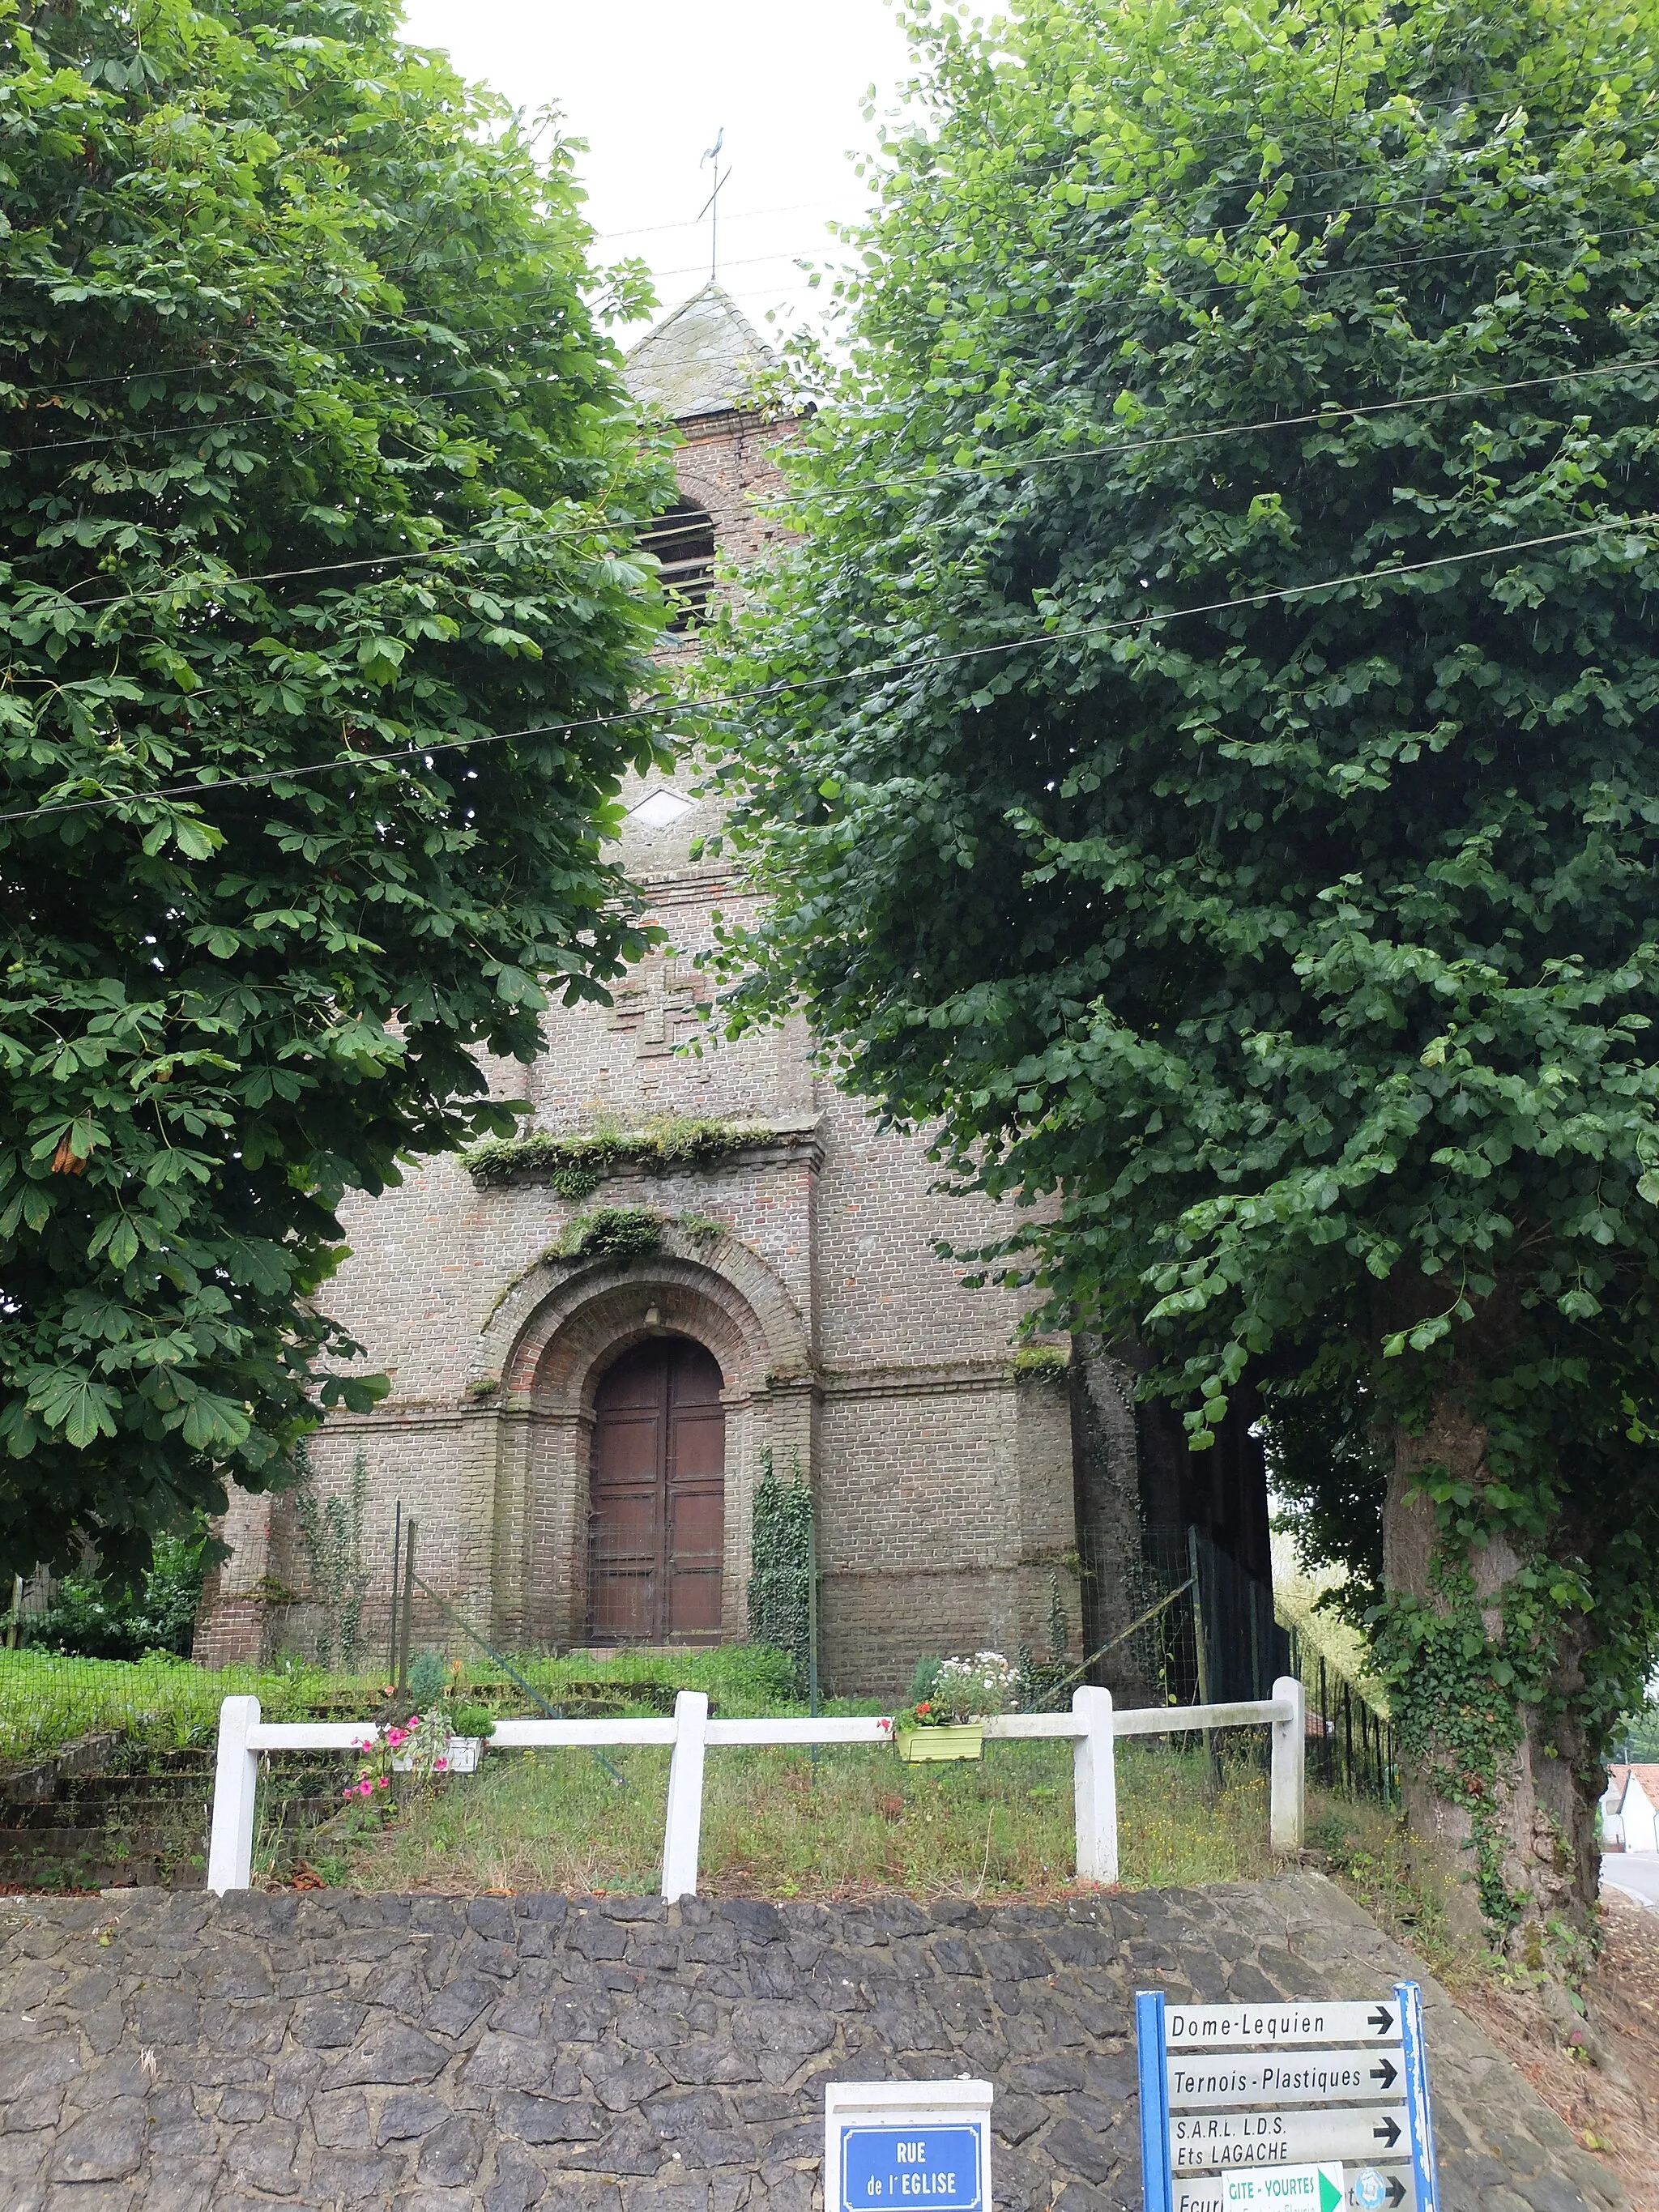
[1069,1522,1290,1712]
[1286,1630,1397,1801]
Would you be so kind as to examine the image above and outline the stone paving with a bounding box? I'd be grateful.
[0,1871,1625,2212]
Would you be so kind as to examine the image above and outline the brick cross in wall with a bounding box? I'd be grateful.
[607,953,712,1059]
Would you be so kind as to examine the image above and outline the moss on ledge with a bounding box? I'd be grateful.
[461,1115,778,1194]
[1010,1345,1071,1383]
[554,1206,665,1262]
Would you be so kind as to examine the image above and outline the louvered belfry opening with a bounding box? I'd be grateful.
[640,502,717,629]
[586,1335,726,1644]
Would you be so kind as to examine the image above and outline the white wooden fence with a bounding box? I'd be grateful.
[207,1677,1306,1898]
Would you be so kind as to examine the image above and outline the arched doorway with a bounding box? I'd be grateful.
[587,1336,725,1644]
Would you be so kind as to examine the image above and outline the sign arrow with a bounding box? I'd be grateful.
[1171,2105,1411,2171]
[1168,2049,1405,2110]
[1172,2167,1346,2212]
[1165,2001,1405,2051]
[1344,2172,1418,2212]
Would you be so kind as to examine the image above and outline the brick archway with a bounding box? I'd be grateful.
[480,1233,813,1647]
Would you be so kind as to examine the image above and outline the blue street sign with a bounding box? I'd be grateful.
[840,2124,983,2212]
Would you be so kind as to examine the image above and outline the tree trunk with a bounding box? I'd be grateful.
[1384,1393,1598,1949]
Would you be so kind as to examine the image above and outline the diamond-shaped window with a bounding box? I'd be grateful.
[627,787,697,829]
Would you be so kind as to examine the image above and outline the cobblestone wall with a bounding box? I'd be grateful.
[0,1873,1622,2212]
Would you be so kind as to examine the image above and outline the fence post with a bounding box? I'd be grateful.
[661,1690,709,1902]
[1073,1684,1118,1885]
[1269,1674,1305,1854]
[208,1695,261,1895]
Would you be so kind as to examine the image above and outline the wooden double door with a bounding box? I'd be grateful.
[586,1336,725,1644]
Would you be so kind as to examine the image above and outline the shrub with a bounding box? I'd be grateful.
[554,1207,666,1263]
[407,1649,450,1706]
[18,1519,217,1660]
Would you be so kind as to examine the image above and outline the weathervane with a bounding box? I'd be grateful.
[698,126,727,285]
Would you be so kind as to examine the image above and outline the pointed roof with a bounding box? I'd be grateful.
[624,283,776,424]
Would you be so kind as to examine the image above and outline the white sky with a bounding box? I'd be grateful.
[396,0,919,351]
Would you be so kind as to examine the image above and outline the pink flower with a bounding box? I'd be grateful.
[358,1779,373,1796]
[377,1775,389,1789]
[386,1728,406,1747]
[436,1758,449,1771]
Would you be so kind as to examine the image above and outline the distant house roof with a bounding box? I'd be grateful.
[624,283,776,423]
[1606,1763,1659,1809]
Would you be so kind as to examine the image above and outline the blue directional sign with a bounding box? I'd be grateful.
[1137,1984,1442,2212]
[841,2124,983,2212]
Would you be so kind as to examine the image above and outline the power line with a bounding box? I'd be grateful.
[821,218,1659,321]
[1,167,1554,416]
[804,352,1659,508]
[16,349,1659,624]
[2,107,1643,407]
[2,278,784,406]
[0,245,815,407]
[598,200,833,243]
[2,511,1648,830]
[2,375,545,460]
[8,213,1650,476]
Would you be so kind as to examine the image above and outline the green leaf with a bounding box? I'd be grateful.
[28,1368,122,1447]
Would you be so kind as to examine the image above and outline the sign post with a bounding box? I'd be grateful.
[825,2080,993,2212]
[1137,1986,1441,2212]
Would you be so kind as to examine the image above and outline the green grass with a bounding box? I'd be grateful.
[5,1648,1311,1911]
[318,1738,1278,1899]
[0,1643,806,1769]
[0,1649,381,1764]
[508,1643,801,1711]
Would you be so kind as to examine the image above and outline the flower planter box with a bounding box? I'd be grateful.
[391,1734,484,1775]
[896,1723,983,1763]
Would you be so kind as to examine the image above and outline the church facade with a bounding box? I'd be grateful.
[195,289,1265,1696]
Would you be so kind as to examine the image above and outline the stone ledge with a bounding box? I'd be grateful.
[466,1120,823,1192]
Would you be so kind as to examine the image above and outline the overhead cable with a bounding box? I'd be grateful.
[15,350,1659,623]
[2,509,1650,829]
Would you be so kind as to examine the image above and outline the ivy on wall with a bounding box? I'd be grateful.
[747,1447,815,1695]
[292,1447,372,1673]
[462,1116,778,1193]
